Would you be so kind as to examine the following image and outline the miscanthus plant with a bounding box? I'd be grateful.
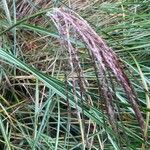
[0,0,149,149]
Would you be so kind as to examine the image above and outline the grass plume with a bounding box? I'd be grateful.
[48,7,145,136]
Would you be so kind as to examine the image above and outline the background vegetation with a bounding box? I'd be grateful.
[0,0,149,149]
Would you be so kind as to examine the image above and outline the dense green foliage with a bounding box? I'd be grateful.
[0,0,149,149]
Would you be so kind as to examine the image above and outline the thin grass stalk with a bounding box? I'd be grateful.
[33,79,39,144]
[0,116,11,150]
[55,97,60,150]
[64,73,71,149]
[2,0,12,25]
[72,77,86,149]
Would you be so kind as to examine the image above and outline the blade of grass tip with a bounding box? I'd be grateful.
[0,115,11,150]
[130,54,150,146]
[55,97,60,150]
[2,0,12,25]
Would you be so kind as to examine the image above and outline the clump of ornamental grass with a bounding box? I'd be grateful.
[47,8,145,137]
